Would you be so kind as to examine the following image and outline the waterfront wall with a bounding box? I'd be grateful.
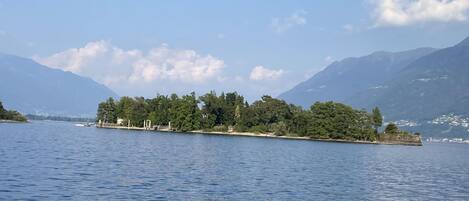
[377,133,422,146]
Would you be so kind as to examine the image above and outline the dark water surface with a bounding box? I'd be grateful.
[1,121,469,200]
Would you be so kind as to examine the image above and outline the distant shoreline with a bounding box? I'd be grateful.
[0,119,27,123]
[96,125,422,146]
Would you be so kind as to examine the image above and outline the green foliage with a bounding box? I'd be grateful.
[130,97,148,127]
[384,123,400,134]
[271,121,287,136]
[248,125,269,134]
[372,107,383,130]
[97,97,117,123]
[95,92,394,142]
[0,100,27,122]
[147,95,171,125]
[250,96,292,126]
[116,96,134,121]
[0,101,5,114]
[210,125,228,132]
[199,91,245,128]
[3,110,27,122]
[305,102,375,140]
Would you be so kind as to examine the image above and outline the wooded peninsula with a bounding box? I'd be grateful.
[0,100,27,122]
[96,92,421,145]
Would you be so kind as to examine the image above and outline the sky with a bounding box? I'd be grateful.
[1,0,469,101]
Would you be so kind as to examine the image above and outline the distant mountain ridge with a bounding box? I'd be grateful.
[0,53,118,117]
[279,36,469,138]
[279,47,437,107]
[348,36,469,120]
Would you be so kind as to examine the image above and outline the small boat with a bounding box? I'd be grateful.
[75,122,95,127]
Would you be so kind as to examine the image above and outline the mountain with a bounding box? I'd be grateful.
[0,53,118,117]
[348,36,469,120]
[279,48,436,108]
[279,36,469,138]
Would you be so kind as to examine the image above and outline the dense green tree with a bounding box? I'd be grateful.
[95,91,409,142]
[116,96,135,122]
[147,95,171,126]
[384,123,400,134]
[171,92,201,131]
[0,100,27,122]
[272,121,287,136]
[352,110,376,141]
[234,101,253,132]
[199,91,222,127]
[250,95,292,126]
[372,107,383,131]
[0,101,5,119]
[288,105,310,136]
[96,97,117,123]
[0,101,4,112]
[307,102,375,140]
[130,97,148,127]
[199,91,245,129]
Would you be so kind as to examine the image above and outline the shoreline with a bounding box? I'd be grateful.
[96,125,422,146]
[0,119,27,123]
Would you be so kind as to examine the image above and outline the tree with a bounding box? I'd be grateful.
[288,105,310,136]
[272,121,287,136]
[0,101,5,119]
[96,97,117,123]
[116,96,135,121]
[147,95,171,126]
[384,123,400,134]
[0,101,5,112]
[250,95,292,127]
[0,100,27,122]
[94,91,402,142]
[372,107,383,132]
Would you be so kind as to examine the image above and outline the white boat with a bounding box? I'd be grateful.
[75,123,94,127]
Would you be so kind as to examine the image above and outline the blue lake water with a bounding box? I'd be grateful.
[1,121,469,200]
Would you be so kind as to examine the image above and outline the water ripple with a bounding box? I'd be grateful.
[1,121,469,200]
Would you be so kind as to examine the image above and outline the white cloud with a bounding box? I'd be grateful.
[371,0,469,27]
[271,10,307,33]
[249,66,284,81]
[34,40,225,92]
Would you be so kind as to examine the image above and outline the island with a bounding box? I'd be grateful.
[95,92,422,146]
[0,100,27,122]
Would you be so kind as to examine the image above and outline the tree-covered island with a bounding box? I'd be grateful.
[0,100,27,122]
[96,91,421,145]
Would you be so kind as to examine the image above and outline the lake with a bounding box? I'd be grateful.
[1,121,469,200]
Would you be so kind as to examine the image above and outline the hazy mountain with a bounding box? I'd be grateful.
[280,36,469,138]
[0,53,118,117]
[279,48,436,108]
[349,36,469,120]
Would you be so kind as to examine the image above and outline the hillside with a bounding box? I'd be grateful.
[0,53,118,117]
[349,37,469,120]
[279,48,436,108]
[280,36,469,138]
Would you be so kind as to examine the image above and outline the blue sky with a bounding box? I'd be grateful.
[1,0,469,101]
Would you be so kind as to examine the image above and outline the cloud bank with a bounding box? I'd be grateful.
[372,0,469,26]
[249,66,284,81]
[34,41,225,95]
